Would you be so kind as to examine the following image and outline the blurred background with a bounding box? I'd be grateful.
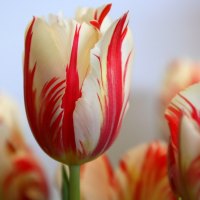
[1,0,200,199]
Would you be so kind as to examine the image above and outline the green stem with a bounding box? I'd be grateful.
[69,165,80,200]
[62,165,69,200]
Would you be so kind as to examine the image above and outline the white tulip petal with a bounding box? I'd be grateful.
[73,76,102,155]
[75,4,112,33]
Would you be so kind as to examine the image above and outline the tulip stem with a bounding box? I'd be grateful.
[62,165,69,200]
[69,165,80,200]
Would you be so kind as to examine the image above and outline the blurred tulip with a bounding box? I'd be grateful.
[159,60,200,138]
[160,60,200,108]
[0,94,25,151]
[0,94,49,200]
[116,141,175,200]
[56,141,175,200]
[23,4,133,165]
[165,83,200,200]
[80,155,119,200]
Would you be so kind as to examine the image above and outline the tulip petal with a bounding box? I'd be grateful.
[166,83,200,170]
[81,155,119,200]
[116,142,175,200]
[76,4,112,32]
[24,17,99,163]
[187,155,200,199]
[91,13,133,155]
[73,13,133,158]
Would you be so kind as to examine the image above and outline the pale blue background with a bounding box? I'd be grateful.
[1,0,200,199]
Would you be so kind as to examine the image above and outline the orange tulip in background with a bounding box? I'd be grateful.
[0,94,49,200]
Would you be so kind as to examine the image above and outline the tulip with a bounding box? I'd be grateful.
[80,155,120,200]
[165,83,200,200]
[0,94,25,151]
[1,149,49,200]
[24,4,132,199]
[0,94,49,200]
[159,60,200,138]
[116,141,175,200]
[23,4,133,165]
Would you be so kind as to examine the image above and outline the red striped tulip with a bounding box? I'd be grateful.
[165,83,200,200]
[159,60,200,138]
[0,94,49,200]
[24,4,133,165]
[116,141,175,200]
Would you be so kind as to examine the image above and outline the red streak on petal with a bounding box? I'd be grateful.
[98,4,112,28]
[102,155,115,186]
[38,78,65,155]
[134,142,175,200]
[165,103,182,147]
[6,141,17,153]
[24,17,66,156]
[123,52,132,84]
[119,159,131,184]
[61,25,82,153]
[90,4,112,30]
[90,20,100,29]
[93,13,129,156]
[94,10,98,20]
[179,94,200,125]
[168,142,181,197]
[24,18,38,140]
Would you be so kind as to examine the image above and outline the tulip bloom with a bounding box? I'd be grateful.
[116,141,175,200]
[165,83,200,199]
[24,4,133,165]
[0,94,49,200]
[159,60,200,138]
